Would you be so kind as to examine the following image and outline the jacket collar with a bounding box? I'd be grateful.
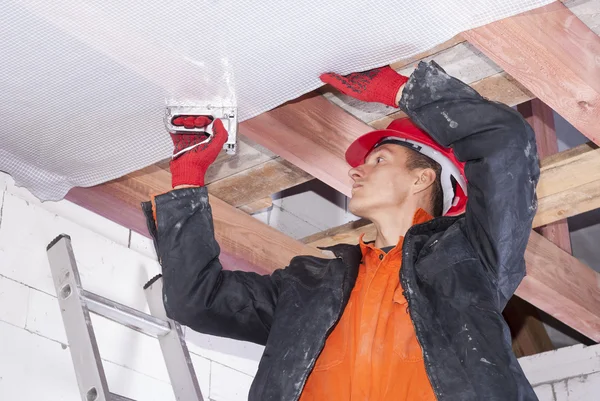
[319,211,459,269]
[319,243,362,267]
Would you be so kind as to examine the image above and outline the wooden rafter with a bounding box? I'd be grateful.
[463,1,600,145]
[242,94,372,197]
[519,230,600,342]
[325,0,598,132]
[65,165,322,275]
[503,297,555,358]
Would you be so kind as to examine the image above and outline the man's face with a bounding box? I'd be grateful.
[347,144,416,218]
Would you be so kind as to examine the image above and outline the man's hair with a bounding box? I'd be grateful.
[405,149,444,217]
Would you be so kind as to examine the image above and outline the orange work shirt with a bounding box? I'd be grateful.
[300,209,436,401]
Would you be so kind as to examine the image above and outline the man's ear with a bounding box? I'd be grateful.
[412,168,436,195]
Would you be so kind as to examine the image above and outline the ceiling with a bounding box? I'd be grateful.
[0,0,554,201]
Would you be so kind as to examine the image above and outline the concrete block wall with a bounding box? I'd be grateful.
[1,170,599,400]
[0,172,262,401]
[521,344,600,401]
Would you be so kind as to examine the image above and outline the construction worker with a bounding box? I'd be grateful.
[143,61,540,400]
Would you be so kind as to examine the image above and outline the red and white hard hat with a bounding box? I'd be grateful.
[346,118,468,216]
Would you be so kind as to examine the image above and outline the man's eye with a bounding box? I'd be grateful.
[376,157,384,163]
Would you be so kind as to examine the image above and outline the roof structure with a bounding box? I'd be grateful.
[58,0,600,354]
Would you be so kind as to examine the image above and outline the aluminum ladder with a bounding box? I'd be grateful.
[46,234,204,401]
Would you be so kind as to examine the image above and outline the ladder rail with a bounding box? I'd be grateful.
[46,234,204,401]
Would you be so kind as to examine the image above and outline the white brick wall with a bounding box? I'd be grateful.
[0,172,260,401]
[1,171,599,401]
[520,344,600,401]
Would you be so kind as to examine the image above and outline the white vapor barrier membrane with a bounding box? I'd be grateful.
[0,0,554,201]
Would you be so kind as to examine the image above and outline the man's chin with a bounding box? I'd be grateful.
[348,197,369,218]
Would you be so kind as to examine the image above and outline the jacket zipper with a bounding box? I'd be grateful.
[291,257,350,401]
[401,227,443,401]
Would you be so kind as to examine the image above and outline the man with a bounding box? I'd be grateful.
[143,61,540,400]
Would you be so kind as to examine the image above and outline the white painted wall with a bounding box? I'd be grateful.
[253,180,359,240]
[1,169,599,401]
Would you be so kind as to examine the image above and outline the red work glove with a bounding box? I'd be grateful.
[169,116,228,188]
[320,66,408,108]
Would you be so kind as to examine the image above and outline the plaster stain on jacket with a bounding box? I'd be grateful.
[524,142,532,157]
[480,357,495,365]
[441,111,458,128]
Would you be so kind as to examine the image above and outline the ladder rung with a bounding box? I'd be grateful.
[82,290,171,338]
[109,392,136,401]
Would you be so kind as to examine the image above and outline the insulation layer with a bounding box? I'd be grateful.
[0,0,553,200]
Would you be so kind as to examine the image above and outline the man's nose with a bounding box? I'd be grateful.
[348,165,364,181]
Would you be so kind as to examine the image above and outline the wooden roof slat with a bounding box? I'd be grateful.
[389,35,465,71]
[207,157,312,209]
[238,197,273,214]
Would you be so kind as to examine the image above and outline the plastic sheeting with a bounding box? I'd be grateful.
[0,0,554,201]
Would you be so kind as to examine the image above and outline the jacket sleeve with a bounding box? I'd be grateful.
[142,186,282,345]
[399,61,540,308]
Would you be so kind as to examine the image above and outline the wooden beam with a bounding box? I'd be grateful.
[389,35,465,71]
[156,135,278,186]
[463,2,600,145]
[534,142,600,227]
[536,144,600,200]
[519,99,572,253]
[207,157,312,208]
[138,156,312,216]
[503,297,555,358]
[519,230,600,342]
[66,165,322,275]
[302,218,374,247]
[238,197,272,214]
[242,94,372,197]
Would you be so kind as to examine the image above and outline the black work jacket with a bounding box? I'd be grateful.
[143,61,540,401]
